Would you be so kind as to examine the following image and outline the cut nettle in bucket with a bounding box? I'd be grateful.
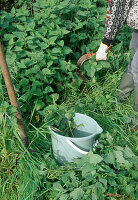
[44,104,82,137]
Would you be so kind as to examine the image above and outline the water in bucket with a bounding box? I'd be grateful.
[50,113,103,165]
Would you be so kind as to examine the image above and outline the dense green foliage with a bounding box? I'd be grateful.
[0,0,107,116]
[0,0,137,200]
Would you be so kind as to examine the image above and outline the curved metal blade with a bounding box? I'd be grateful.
[76,53,94,81]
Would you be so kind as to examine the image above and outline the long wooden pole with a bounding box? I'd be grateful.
[0,42,29,148]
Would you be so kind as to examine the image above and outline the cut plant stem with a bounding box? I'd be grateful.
[67,119,74,137]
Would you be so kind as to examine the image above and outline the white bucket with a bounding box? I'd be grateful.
[50,113,103,165]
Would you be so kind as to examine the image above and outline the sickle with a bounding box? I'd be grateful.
[76,53,95,81]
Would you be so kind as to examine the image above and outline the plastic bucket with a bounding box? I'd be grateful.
[49,113,103,165]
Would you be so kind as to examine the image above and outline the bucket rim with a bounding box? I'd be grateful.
[49,113,103,141]
[49,126,103,141]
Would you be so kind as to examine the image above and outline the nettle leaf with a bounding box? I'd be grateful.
[124,146,135,158]
[108,177,117,187]
[16,24,25,31]
[47,60,53,67]
[83,60,97,77]
[9,38,14,46]
[49,36,58,45]
[63,46,72,55]
[56,0,69,9]
[60,194,69,200]
[57,40,64,47]
[99,178,107,189]
[44,86,54,94]
[91,185,98,200]
[106,131,113,144]
[96,63,103,71]
[50,93,59,103]
[62,29,70,35]
[114,151,130,165]
[81,164,96,178]
[25,66,39,75]
[70,188,84,200]
[112,42,123,53]
[35,100,45,111]
[53,182,65,193]
[75,154,89,168]
[42,68,53,75]
[7,115,17,126]
[16,3,29,16]
[28,43,38,50]
[131,170,138,179]
[91,40,100,50]
[97,61,111,69]
[7,105,17,114]
[13,31,27,38]
[77,10,87,17]
[125,185,135,198]
[37,41,49,49]
[11,7,16,16]
[88,151,103,165]
[14,46,23,51]
[115,146,124,152]
[51,47,61,54]
[3,34,13,41]
[44,104,58,114]
[104,151,115,165]
[84,64,96,78]
[6,52,16,65]
[19,78,29,86]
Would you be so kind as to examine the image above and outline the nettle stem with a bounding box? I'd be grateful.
[67,119,74,137]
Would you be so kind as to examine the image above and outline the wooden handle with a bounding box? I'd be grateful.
[0,42,29,148]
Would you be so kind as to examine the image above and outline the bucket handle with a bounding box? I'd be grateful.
[66,139,88,155]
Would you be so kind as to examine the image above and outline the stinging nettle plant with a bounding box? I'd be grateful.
[43,104,79,137]
[0,0,107,118]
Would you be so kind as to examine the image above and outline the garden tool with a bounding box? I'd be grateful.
[0,42,29,148]
[76,52,95,81]
[76,44,112,81]
[117,72,134,99]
